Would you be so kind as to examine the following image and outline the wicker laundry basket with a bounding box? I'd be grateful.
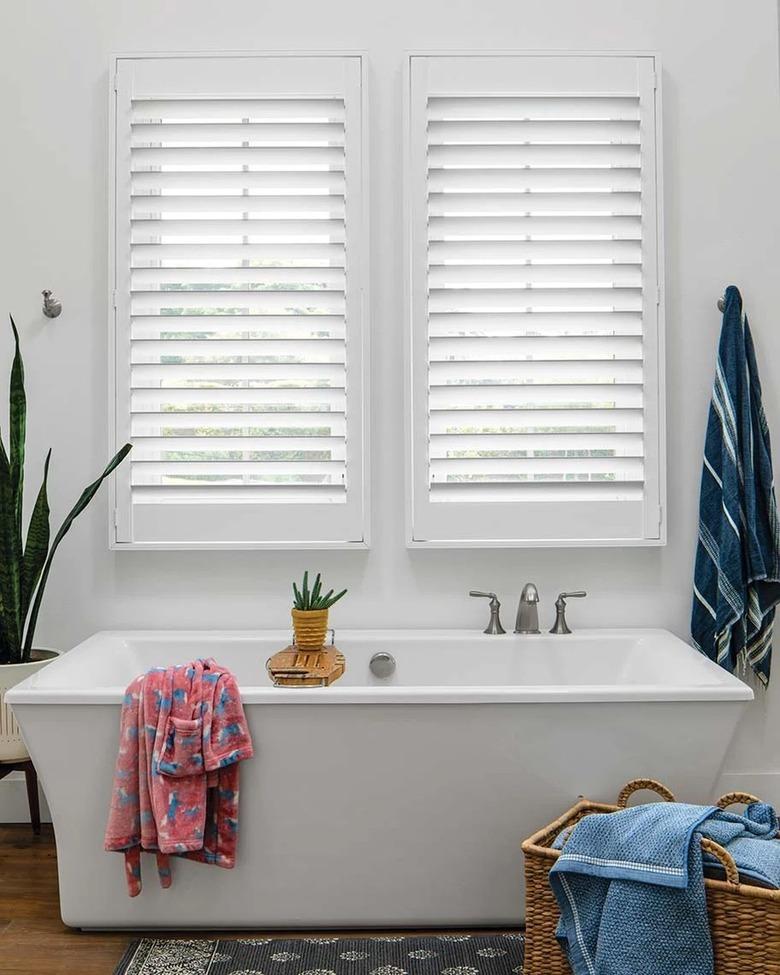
[521,778,780,975]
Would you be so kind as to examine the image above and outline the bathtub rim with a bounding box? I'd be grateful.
[5,627,754,706]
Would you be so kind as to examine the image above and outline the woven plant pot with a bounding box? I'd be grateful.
[291,608,329,649]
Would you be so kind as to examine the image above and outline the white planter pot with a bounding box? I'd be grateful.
[0,648,61,761]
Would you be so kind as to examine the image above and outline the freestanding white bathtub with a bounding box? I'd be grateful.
[7,628,751,929]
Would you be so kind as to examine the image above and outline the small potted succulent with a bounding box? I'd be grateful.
[291,571,347,650]
[0,316,131,760]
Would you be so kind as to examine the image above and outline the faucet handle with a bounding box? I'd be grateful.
[550,591,587,635]
[469,591,506,635]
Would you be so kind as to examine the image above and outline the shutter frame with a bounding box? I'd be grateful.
[406,52,665,547]
[110,53,369,548]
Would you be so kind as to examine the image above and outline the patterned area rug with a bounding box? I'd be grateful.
[113,933,525,975]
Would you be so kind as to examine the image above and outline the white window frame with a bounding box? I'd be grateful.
[108,52,370,550]
[404,51,666,548]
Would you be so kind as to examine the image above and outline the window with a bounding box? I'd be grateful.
[110,54,368,548]
[406,54,664,546]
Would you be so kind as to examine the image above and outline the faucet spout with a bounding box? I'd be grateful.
[515,582,540,634]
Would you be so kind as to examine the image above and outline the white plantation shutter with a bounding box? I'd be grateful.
[111,56,367,547]
[407,55,664,545]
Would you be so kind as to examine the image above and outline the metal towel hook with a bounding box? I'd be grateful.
[717,294,726,313]
[42,290,62,319]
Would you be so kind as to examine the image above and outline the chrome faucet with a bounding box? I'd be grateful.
[469,591,506,634]
[514,582,540,634]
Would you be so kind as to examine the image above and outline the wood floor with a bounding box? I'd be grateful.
[0,824,511,975]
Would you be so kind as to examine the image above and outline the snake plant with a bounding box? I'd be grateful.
[292,571,347,611]
[0,316,131,665]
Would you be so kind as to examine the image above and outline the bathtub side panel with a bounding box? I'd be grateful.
[13,699,744,928]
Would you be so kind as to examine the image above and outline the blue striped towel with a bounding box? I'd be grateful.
[691,284,780,685]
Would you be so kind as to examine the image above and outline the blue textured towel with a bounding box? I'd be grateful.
[549,801,779,975]
[691,284,780,686]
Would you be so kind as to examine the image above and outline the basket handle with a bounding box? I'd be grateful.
[616,779,676,808]
[715,791,762,809]
[700,837,740,887]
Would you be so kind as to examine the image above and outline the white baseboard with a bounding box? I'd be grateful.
[0,771,51,824]
[715,770,780,805]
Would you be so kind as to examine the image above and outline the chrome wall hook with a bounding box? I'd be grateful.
[717,295,726,313]
[42,290,62,319]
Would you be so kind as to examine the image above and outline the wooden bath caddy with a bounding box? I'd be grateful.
[267,645,346,687]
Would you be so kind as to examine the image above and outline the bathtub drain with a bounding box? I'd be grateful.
[369,652,396,678]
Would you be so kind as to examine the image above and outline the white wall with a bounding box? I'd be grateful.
[0,0,778,818]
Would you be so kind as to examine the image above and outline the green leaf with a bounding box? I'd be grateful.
[323,588,347,609]
[311,572,321,605]
[9,317,26,544]
[302,570,309,611]
[292,581,302,609]
[20,450,51,637]
[0,317,27,662]
[0,438,21,658]
[23,444,131,657]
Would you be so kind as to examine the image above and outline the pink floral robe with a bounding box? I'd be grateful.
[104,658,253,896]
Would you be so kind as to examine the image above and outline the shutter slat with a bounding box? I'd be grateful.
[429,287,642,313]
[131,121,345,146]
[132,435,346,459]
[427,143,640,168]
[132,412,347,437]
[131,194,345,217]
[131,266,345,288]
[131,338,345,364]
[131,315,346,340]
[131,362,345,385]
[428,191,640,217]
[430,407,643,434]
[430,456,643,478]
[428,214,641,240]
[131,98,346,122]
[429,264,641,288]
[430,335,642,360]
[430,432,642,455]
[429,383,643,410]
[427,119,639,145]
[428,239,640,264]
[429,311,641,337]
[131,146,345,168]
[430,481,644,502]
[130,387,345,410]
[429,167,640,193]
[132,460,345,478]
[429,359,642,384]
[131,242,345,266]
[132,484,346,502]
[130,291,345,315]
[131,218,346,240]
[427,96,639,121]
[131,169,345,194]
